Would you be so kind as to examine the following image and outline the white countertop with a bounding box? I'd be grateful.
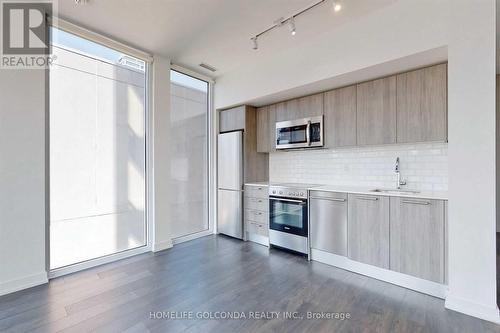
[311,185,448,200]
[244,182,448,200]
[244,181,269,187]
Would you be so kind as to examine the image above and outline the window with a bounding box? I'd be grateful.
[169,70,209,238]
[49,27,148,269]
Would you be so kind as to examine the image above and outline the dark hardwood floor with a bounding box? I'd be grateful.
[1,235,499,333]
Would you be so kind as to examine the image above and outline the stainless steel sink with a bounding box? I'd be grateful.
[369,188,420,195]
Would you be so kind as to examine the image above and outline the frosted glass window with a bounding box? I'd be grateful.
[49,28,147,269]
[169,70,209,238]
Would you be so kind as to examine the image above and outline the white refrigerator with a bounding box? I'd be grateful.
[217,131,244,239]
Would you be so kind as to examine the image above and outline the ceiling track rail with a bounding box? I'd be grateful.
[251,0,328,47]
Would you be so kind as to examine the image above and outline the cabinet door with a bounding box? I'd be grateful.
[348,194,390,268]
[356,76,397,145]
[276,94,323,121]
[286,93,323,119]
[256,106,269,153]
[390,197,445,283]
[268,104,277,152]
[324,86,357,148]
[275,101,288,122]
[219,106,245,132]
[396,64,447,143]
[310,191,348,256]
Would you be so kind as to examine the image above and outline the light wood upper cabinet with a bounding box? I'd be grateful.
[389,197,445,283]
[256,106,269,153]
[275,101,287,122]
[219,106,246,132]
[253,64,448,149]
[356,76,397,145]
[256,104,277,153]
[276,94,323,122]
[324,85,357,148]
[396,64,447,143]
[268,104,277,152]
[348,194,390,269]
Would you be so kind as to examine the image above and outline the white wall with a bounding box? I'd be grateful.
[270,143,448,192]
[0,69,47,295]
[446,0,498,322]
[152,55,174,252]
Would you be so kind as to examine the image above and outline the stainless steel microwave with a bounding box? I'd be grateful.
[275,116,323,150]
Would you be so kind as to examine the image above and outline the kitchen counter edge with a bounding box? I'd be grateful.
[310,185,448,200]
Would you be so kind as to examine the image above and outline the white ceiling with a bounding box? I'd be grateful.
[58,0,397,78]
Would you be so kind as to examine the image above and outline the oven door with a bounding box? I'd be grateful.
[269,197,308,236]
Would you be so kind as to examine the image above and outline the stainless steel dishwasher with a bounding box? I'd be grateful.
[309,190,348,256]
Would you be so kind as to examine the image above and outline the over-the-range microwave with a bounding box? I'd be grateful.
[275,116,323,150]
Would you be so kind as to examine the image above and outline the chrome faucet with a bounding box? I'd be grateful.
[395,157,407,189]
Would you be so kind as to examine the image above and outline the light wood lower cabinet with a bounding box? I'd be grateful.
[389,197,445,283]
[244,185,269,239]
[246,220,268,236]
[244,185,268,199]
[347,194,390,269]
[312,193,447,285]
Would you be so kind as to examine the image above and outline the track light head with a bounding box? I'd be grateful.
[333,1,342,12]
[251,37,258,50]
[288,17,296,36]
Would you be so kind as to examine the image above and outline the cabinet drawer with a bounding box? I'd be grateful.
[244,185,268,199]
[246,220,269,237]
[245,209,268,224]
[244,197,268,211]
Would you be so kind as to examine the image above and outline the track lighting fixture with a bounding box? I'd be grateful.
[333,1,342,12]
[288,17,296,36]
[251,37,258,50]
[249,0,342,50]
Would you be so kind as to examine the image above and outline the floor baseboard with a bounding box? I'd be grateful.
[311,248,447,299]
[153,239,173,252]
[445,294,500,324]
[0,271,48,296]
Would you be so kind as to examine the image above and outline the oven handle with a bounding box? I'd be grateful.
[306,120,311,146]
[270,197,306,204]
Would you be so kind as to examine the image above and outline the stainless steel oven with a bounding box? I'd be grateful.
[269,197,307,237]
[268,184,315,254]
[275,116,323,150]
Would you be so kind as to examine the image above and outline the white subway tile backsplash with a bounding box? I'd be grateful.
[269,143,448,191]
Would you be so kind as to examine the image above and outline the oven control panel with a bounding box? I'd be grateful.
[269,186,308,199]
